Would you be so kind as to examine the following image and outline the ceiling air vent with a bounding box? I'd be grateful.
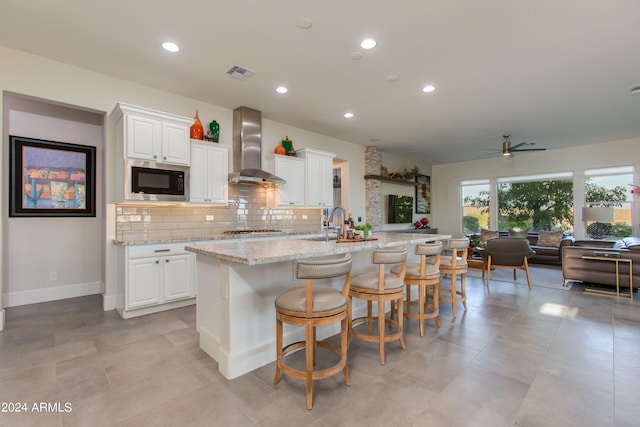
[226,65,255,80]
[630,84,640,95]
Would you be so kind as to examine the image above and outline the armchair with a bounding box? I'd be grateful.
[481,237,536,289]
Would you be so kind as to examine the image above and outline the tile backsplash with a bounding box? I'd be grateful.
[116,184,322,242]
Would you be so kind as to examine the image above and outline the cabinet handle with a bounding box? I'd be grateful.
[154,249,171,253]
[166,259,170,263]
[155,260,160,264]
[153,155,157,159]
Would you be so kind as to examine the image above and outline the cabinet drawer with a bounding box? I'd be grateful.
[127,242,189,259]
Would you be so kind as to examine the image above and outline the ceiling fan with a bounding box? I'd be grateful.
[499,134,546,156]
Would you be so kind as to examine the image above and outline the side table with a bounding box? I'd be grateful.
[467,248,486,278]
[581,255,633,301]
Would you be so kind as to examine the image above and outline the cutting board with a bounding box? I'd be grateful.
[336,237,378,243]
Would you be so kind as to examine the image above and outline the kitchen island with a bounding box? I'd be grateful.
[185,231,451,379]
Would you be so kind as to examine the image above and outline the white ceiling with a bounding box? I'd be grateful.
[1,0,640,164]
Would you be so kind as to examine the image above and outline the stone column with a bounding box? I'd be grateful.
[365,146,382,230]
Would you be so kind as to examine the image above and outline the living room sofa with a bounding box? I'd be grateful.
[561,237,640,289]
[497,231,574,265]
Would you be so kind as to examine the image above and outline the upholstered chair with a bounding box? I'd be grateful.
[481,237,536,289]
[349,247,408,365]
[439,237,469,318]
[274,253,352,409]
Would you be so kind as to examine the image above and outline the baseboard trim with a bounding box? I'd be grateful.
[103,293,116,311]
[3,281,102,307]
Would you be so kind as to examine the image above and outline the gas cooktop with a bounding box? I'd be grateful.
[222,229,282,235]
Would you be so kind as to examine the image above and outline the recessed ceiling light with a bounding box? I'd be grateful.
[298,17,313,29]
[350,51,363,60]
[422,85,436,93]
[360,39,376,49]
[276,86,288,94]
[162,41,180,53]
[344,112,354,118]
[387,75,399,83]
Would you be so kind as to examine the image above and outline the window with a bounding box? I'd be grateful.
[585,166,633,238]
[461,180,490,234]
[496,172,574,233]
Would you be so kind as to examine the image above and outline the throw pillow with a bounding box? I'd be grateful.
[537,230,563,247]
[509,229,528,238]
[480,228,499,244]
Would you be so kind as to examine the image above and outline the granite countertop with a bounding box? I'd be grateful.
[112,230,316,246]
[185,232,452,265]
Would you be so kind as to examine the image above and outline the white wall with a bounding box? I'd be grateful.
[0,46,371,323]
[3,98,104,307]
[431,137,640,238]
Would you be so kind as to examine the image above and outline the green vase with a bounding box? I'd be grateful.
[281,137,293,154]
[209,120,219,143]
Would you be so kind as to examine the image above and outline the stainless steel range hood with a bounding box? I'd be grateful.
[229,106,285,185]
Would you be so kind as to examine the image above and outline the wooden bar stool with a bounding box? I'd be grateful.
[393,241,443,335]
[438,238,469,318]
[349,247,407,365]
[273,253,352,410]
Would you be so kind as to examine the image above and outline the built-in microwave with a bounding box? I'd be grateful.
[124,160,189,202]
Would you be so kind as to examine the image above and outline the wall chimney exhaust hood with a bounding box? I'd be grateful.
[229,106,285,185]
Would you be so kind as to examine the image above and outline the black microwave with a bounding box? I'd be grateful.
[125,160,189,202]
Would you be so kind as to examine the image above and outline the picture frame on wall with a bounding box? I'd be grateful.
[9,135,96,217]
[415,174,431,214]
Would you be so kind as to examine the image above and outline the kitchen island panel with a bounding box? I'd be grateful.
[191,232,452,379]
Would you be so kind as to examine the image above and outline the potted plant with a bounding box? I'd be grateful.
[355,222,373,240]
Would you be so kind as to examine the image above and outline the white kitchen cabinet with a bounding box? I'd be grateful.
[127,256,162,309]
[116,243,196,319]
[127,252,194,309]
[274,154,305,206]
[161,253,194,301]
[298,148,336,207]
[190,141,229,204]
[112,103,192,166]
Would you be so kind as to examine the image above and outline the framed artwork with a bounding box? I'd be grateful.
[388,194,413,223]
[415,174,431,214]
[9,135,96,217]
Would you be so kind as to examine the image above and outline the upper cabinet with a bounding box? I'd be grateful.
[112,103,192,166]
[297,148,336,208]
[274,155,305,206]
[190,140,229,204]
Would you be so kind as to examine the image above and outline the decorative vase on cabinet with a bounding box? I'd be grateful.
[190,110,204,140]
[208,120,219,143]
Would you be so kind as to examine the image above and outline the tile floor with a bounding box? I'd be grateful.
[1,270,639,427]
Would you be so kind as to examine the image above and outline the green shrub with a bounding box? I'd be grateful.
[609,223,632,238]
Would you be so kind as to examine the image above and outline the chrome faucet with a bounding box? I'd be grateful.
[328,206,347,239]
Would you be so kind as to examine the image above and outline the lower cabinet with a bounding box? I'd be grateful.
[116,243,195,319]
